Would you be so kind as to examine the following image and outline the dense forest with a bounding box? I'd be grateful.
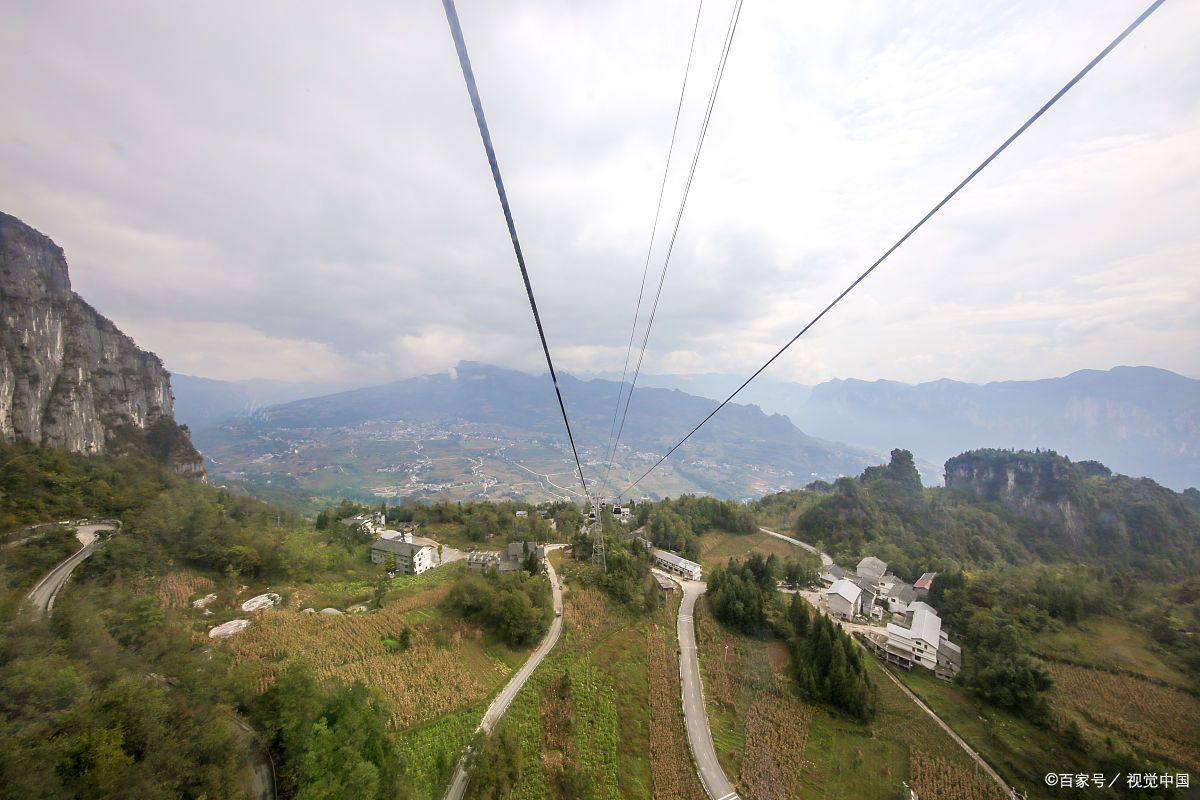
[0,444,411,799]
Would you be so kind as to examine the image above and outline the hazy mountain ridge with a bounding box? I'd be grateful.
[189,362,878,503]
[612,367,1199,491]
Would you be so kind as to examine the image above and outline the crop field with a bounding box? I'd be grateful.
[220,570,525,732]
[739,691,814,800]
[156,570,214,607]
[500,651,622,800]
[696,595,1012,800]
[395,702,487,800]
[693,597,796,788]
[1029,617,1192,689]
[698,529,799,573]
[1045,661,1200,771]
[486,584,661,800]
[895,666,1092,800]
[648,598,706,800]
[909,750,1008,800]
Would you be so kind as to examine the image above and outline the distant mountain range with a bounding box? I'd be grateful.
[177,363,1199,496]
[186,363,877,504]
[608,367,1200,491]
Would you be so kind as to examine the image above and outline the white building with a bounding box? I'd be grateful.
[826,578,862,619]
[345,511,386,536]
[879,575,918,615]
[882,601,961,678]
[371,527,440,575]
[653,549,702,581]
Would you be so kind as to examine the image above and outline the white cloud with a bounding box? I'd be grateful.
[1,0,1196,386]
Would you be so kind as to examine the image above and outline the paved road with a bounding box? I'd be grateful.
[759,526,831,567]
[761,529,1015,798]
[655,568,740,800]
[443,546,565,800]
[26,523,116,615]
[232,716,277,800]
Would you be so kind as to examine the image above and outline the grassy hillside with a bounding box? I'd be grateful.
[694,597,1006,800]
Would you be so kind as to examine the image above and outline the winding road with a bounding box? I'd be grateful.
[758,527,1014,798]
[653,568,740,800]
[443,545,565,800]
[26,522,117,615]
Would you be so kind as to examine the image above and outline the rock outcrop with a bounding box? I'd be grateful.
[0,212,203,475]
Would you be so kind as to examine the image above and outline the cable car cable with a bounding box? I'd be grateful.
[441,0,592,502]
[600,0,706,492]
[619,0,1167,497]
[602,0,745,495]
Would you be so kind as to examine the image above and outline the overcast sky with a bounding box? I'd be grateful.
[3,0,1197,388]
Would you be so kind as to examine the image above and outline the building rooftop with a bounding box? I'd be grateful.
[372,537,435,556]
[653,573,677,591]
[887,601,942,649]
[653,549,702,573]
[827,578,862,605]
[915,572,937,591]
[857,556,888,579]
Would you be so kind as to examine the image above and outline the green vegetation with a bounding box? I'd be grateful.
[250,662,404,799]
[467,580,648,800]
[447,570,554,647]
[638,495,756,563]
[786,594,876,721]
[706,554,780,634]
[0,586,249,799]
[0,442,172,531]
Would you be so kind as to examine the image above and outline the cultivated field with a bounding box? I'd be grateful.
[695,597,1010,800]
[214,563,530,799]
[1046,661,1200,772]
[648,597,706,800]
[909,750,1008,800]
[157,570,214,607]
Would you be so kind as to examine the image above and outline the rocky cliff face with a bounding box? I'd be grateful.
[0,212,203,475]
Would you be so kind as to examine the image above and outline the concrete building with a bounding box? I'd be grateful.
[826,579,862,619]
[467,551,501,572]
[345,512,386,536]
[880,576,918,615]
[372,537,436,575]
[820,563,848,586]
[914,572,937,595]
[501,541,546,571]
[652,572,677,593]
[856,556,888,584]
[653,549,702,581]
[880,601,961,679]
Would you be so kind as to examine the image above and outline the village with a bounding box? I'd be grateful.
[643,529,961,681]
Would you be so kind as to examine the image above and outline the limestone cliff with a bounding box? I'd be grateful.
[0,212,203,475]
[944,449,1198,568]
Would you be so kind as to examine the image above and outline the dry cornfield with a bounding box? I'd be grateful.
[563,586,609,643]
[220,583,514,729]
[157,571,215,608]
[694,606,736,710]
[739,692,814,800]
[647,623,707,800]
[909,750,1008,800]
[1046,662,1200,771]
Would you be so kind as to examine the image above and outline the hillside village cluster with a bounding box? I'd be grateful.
[824,556,962,679]
[351,506,960,680]
[348,510,549,576]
